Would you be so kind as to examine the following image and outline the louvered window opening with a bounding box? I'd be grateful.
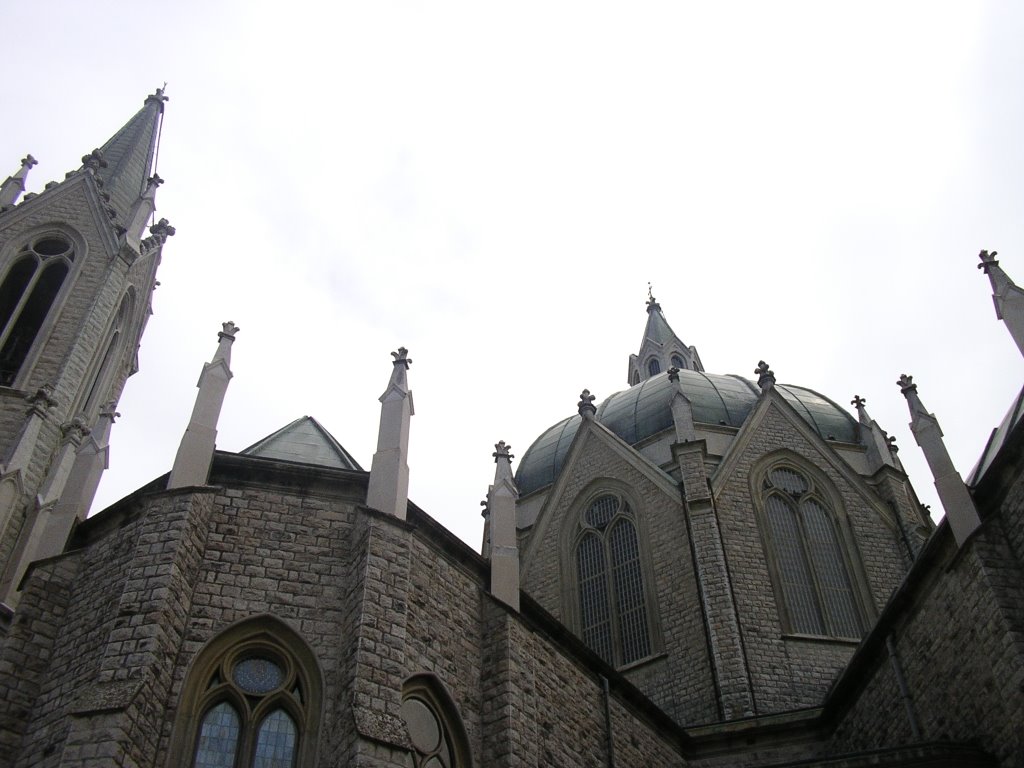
[764,468,861,639]
[577,495,652,666]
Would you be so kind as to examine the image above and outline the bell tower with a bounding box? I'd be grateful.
[0,90,173,607]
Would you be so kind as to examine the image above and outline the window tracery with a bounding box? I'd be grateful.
[401,675,471,768]
[575,493,652,665]
[171,618,321,768]
[759,464,863,639]
[0,234,75,386]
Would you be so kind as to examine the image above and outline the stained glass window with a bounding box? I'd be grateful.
[575,494,653,666]
[194,702,240,768]
[763,466,862,638]
[252,709,297,768]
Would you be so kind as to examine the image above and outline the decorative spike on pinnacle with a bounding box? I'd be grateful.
[755,360,775,392]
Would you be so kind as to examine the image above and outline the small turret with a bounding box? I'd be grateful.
[486,441,520,611]
[366,347,414,519]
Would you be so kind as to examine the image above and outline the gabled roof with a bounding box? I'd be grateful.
[240,416,363,471]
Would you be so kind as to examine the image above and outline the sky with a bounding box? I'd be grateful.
[3,2,1024,547]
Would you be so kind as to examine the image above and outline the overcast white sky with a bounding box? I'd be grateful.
[3,2,1023,546]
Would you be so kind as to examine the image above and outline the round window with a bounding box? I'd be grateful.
[232,656,284,694]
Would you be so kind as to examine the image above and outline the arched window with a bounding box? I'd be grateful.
[401,675,472,767]
[171,617,322,768]
[760,465,863,639]
[670,354,685,370]
[630,370,640,386]
[80,289,134,415]
[647,358,661,376]
[0,234,75,386]
[575,494,653,665]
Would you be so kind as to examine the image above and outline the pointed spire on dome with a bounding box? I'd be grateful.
[82,88,168,231]
[628,287,704,385]
[898,374,980,547]
[978,249,1024,357]
[0,155,38,210]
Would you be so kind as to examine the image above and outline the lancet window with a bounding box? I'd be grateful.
[575,493,653,666]
[760,464,863,639]
[0,234,75,386]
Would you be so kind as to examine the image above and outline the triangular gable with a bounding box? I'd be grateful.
[520,415,680,577]
[241,416,363,471]
[712,390,898,530]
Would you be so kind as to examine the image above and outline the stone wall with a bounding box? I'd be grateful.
[714,401,911,713]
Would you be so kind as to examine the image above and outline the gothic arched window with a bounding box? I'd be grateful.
[575,494,653,666]
[647,358,661,376]
[760,465,863,639]
[670,354,685,370]
[0,234,75,386]
[171,617,322,768]
[401,675,472,768]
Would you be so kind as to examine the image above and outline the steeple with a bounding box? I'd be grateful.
[627,286,704,385]
[83,88,168,232]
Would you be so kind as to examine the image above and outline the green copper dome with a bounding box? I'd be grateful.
[515,370,858,497]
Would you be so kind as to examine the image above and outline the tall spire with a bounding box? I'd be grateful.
[628,287,703,385]
[83,88,168,232]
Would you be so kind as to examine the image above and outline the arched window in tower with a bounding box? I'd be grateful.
[760,465,863,639]
[82,290,134,415]
[0,234,75,386]
[575,493,653,665]
[670,354,685,370]
[401,675,472,767]
[170,617,321,768]
[647,358,661,376]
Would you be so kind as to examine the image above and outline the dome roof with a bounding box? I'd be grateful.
[515,370,858,497]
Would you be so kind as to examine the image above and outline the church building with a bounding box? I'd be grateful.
[0,93,1022,767]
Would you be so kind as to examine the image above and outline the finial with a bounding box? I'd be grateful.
[145,86,170,107]
[149,218,176,238]
[668,366,680,382]
[21,155,37,170]
[493,440,514,462]
[897,374,916,395]
[978,249,999,273]
[755,360,775,391]
[646,282,661,313]
[391,347,413,369]
[219,321,240,340]
[81,149,107,171]
[146,173,164,189]
[851,395,866,409]
[578,389,597,418]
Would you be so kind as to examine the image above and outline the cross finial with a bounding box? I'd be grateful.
[897,374,916,394]
[391,347,413,368]
[646,283,661,312]
[21,155,37,170]
[668,366,680,382]
[578,389,597,418]
[978,249,999,273]
[851,395,866,409]
[149,218,176,238]
[146,86,170,106]
[493,440,513,461]
[147,173,164,189]
[220,321,240,339]
[755,360,775,391]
